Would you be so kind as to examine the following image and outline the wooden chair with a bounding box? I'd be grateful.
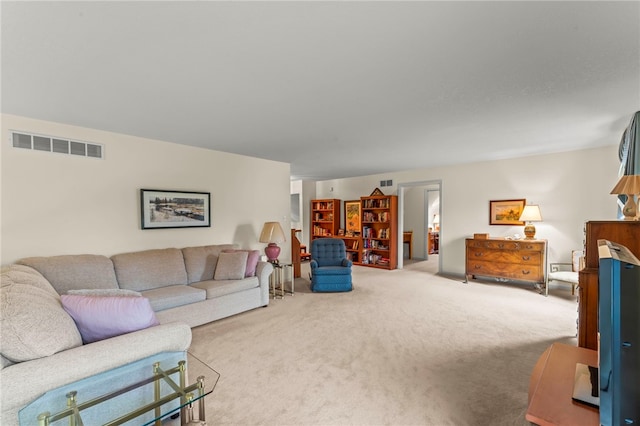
[547,250,584,295]
[291,229,311,279]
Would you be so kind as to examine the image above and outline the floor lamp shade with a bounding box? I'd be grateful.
[259,222,286,262]
[519,205,542,239]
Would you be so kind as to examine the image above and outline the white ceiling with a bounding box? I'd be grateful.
[2,1,639,180]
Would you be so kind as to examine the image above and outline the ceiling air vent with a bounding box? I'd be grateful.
[10,131,104,160]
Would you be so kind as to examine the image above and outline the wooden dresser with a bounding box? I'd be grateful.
[578,220,640,349]
[465,237,547,289]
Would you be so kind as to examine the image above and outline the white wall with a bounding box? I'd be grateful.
[314,145,621,277]
[1,114,291,264]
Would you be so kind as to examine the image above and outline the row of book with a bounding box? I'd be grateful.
[362,227,391,239]
[362,211,390,223]
[361,251,390,265]
[313,213,334,221]
[362,199,391,209]
[362,239,389,250]
[312,226,332,236]
[312,202,334,210]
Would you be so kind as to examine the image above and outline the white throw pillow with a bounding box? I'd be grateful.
[214,251,249,280]
[1,265,82,362]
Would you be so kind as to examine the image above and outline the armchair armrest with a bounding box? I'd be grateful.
[341,259,353,267]
[549,262,573,273]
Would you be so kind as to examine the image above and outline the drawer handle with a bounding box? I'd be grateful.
[474,252,483,257]
[474,265,482,270]
[522,256,531,261]
[498,243,505,248]
[525,245,534,249]
[522,270,530,275]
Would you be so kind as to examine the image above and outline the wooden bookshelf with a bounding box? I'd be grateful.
[340,235,362,263]
[310,199,340,242]
[360,195,398,269]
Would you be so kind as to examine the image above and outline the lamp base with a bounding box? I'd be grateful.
[524,224,536,239]
[622,195,637,220]
[264,243,281,262]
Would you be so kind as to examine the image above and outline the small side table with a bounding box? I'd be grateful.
[269,262,294,298]
[526,342,598,425]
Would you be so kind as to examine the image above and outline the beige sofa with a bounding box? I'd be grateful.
[0,244,273,425]
[17,244,273,327]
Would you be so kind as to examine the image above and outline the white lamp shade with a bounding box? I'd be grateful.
[519,205,542,222]
[259,222,286,244]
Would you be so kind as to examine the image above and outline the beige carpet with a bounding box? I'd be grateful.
[188,258,578,426]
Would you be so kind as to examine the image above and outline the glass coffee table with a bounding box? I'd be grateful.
[23,352,219,426]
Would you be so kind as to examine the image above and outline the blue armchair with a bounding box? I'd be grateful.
[310,238,353,292]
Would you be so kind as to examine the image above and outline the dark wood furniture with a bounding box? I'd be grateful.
[465,237,547,290]
[310,199,340,241]
[360,195,398,269]
[403,231,413,259]
[526,342,598,425]
[428,231,439,254]
[578,220,640,349]
[291,229,302,278]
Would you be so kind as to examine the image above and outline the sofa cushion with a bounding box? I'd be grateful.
[17,254,119,295]
[223,249,261,277]
[1,265,82,362]
[190,276,260,299]
[68,288,142,297]
[182,244,237,284]
[61,294,159,344]
[111,248,188,291]
[214,251,248,280]
[140,285,206,311]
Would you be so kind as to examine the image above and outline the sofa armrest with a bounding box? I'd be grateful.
[256,261,274,306]
[1,322,192,426]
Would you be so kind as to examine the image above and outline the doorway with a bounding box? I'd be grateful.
[397,180,442,272]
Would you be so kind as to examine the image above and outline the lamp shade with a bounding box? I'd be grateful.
[259,222,286,244]
[259,222,286,262]
[519,205,542,222]
[610,175,640,195]
[519,205,542,239]
[610,175,640,220]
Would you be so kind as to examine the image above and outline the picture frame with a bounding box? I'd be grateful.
[489,199,526,225]
[140,189,211,229]
[344,200,361,235]
[370,187,384,196]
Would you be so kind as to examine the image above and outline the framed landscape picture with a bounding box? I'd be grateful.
[344,200,361,235]
[489,199,526,225]
[140,189,211,229]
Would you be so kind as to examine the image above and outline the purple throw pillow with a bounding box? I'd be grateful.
[61,295,159,344]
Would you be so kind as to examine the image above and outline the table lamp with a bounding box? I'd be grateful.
[610,174,640,220]
[259,222,286,262]
[519,205,542,239]
[432,214,440,231]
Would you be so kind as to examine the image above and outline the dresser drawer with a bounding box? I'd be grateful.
[468,240,545,252]
[466,248,542,265]
[467,260,543,282]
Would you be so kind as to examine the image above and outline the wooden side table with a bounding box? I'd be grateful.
[526,342,598,426]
